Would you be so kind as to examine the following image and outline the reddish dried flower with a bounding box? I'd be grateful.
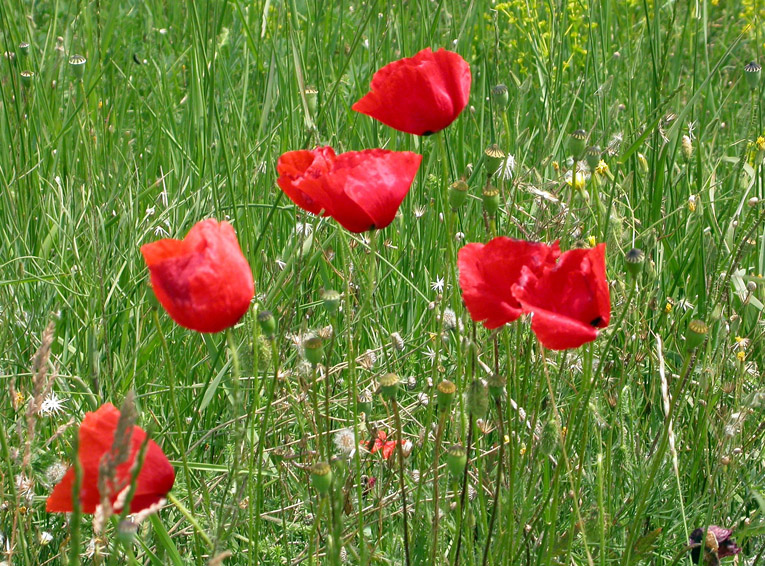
[141,219,254,333]
[47,404,175,514]
[364,430,404,460]
[458,238,561,329]
[352,47,471,136]
[512,244,610,350]
[689,526,742,564]
[276,147,422,233]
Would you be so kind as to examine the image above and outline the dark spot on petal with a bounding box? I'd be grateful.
[590,317,603,327]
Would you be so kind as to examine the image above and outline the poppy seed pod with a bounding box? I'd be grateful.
[304,87,318,115]
[320,289,342,313]
[436,379,456,411]
[446,444,467,479]
[585,146,601,171]
[484,145,506,177]
[448,179,469,209]
[492,83,509,110]
[624,248,645,278]
[487,373,506,400]
[569,130,588,160]
[745,62,761,90]
[685,319,708,351]
[481,187,500,217]
[357,388,373,416]
[20,70,34,87]
[311,461,333,495]
[467,379,489,419]
[18,42,30,58]
[378,372,400,401]
[68,54,87,79]
[303,335,324,365]
[117,519,139,545]
[257,310,276,338]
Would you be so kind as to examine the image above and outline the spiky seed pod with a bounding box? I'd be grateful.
[257,309,276,338]
[68,54,86,79]
[484,145,506,177]
[447,180,469,210]
[311,461,333,495]
[436,379,456,411]
[303,335,324,365]
[378,372,400,401]
[487,373,506,400]
[446,444,467,480]
[320,289,341,313]
[481,187,500,217]
[745,62,761,90]
[685,319,708,351]
[625,248,645,278]
[569,129,587,160]
[585,146,601,171]
[491,83,509,110]
[467,378,489,419]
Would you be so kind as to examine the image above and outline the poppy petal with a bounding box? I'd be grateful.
[141,219,255,333]
[381,441,396,460]
[353,48,471,136]
[458,238,560,329]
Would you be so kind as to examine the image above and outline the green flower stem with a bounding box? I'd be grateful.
[429,410,447,566]
[481,397,504,566]
[70,432,83,566]
[392,398,411,566]
[452,415,474,566]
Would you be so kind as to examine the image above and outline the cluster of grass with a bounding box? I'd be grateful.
[1,0,765,564]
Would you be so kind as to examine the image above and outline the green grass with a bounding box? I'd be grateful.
[1,0,765,564]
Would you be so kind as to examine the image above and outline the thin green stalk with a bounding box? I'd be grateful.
[453,415,474,566]
[481,397,504,566]
[429,411,447,566]
[392,398,411,566]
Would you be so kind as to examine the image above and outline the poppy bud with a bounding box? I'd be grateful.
[487,373,506,400]
[446,444,467,480]
[436,379,456,411]
[685,319,708,351]
[569,129,588,160]
[467,378,489,419]
[448,180,469,209]
[378,372,400,401]
[304,87,318,115]
[320,289,342,313]
[69,54,87,80]
[624,248,645,278]
[257,310,276,338]
[484,145,506,177]
[20,70,34,88]
[303,335,324,365]
[492,83,509,110]
[481,187,500,217]
[585,146,601,171]
[745,62,761,90]
[311,461,333,495]
[18,42,30,58]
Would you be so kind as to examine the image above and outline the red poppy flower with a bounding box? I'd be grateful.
[458,238,561,329]
[47,403,175,514]
[512,244,610,350]
[364,430,403,460]
[276,147,422,233]
[352,47,472,136]
[141,219,254,333]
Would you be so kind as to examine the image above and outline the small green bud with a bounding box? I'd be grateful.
[304,87,318,115]
[491,83,509,110]
[487,373,506,401]
[446,444,467,480]
[436,380,456,411]
[685,319,708,351]
[447,180,469,210]
[569,129,587,160]
[484,145,506,177]
[378,372,400,401]
[585,146,601,171]
[257,309,276,338]
[68,54,87,80]
[311,461,333,495]
[467,378,489,419]
[624,248,645,278]
[745,62,761,90]
[320,289,342,313]
[19,70,34,87]
[303,335,324,365]
[481,187,500,217]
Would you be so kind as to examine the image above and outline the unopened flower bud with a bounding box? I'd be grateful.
[257,309,276,338]
[685,319,708,351]
[446,444,467,479]
[448,180,469,209]
[320,289,341,313]
[303,335,324,365]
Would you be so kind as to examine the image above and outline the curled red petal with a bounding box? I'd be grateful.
[352,47,472,136]
[141,219,254,333]
[47,404,175,514]
[458,238,560,329]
